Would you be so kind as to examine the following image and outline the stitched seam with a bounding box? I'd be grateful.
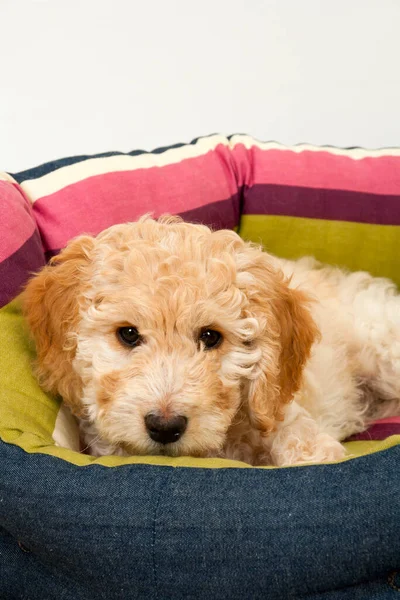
[152,469,173,598]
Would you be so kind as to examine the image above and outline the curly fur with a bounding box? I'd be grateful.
[23,216,400,466]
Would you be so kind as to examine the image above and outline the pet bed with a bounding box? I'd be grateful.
[1,135,399,599]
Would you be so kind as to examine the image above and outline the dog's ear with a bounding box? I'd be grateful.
[23,235,95,415]
[240,250,319,435]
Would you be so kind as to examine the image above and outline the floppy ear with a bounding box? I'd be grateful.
[242,251,319,435]
[23,236,95,415]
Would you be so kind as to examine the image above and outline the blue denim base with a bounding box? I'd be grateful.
[1,440,399,600]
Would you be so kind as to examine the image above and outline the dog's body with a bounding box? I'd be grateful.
[23,217,400,466]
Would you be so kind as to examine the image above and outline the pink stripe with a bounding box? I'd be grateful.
[232,145,400,195]
[372,417,400,425]
[0,181,36,261]
[32,149,237,252]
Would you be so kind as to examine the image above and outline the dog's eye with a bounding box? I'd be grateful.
[199,329,223,350]
[117,326,142,348]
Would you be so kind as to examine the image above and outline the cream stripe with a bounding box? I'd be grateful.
[19,134,400,203]
[22,135,230,203]
[229,134,400,159]
[0,172,17,184]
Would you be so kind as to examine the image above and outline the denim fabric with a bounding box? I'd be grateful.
[1,440,399,600]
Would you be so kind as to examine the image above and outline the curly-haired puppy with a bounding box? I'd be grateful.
[23,216,400,466]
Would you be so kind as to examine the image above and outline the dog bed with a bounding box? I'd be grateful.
[1,135,400,599]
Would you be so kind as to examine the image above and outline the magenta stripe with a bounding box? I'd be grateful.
[0,181,37,260]
[0,230,45,307]
[232,145,400,195]
[44,197,240,259]
[243,184,400,225]
[31,150,239,252]
[347,423,400,441]
[179,197,239,230]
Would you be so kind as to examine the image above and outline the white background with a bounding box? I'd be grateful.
[1,0,399,172]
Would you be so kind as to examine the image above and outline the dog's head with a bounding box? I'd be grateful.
[23,216,317,456]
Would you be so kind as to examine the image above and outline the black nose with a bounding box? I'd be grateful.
[144,414,188,445]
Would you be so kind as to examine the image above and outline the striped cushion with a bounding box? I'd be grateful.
[0,174,45,307]
[11,136,241,259]
[231,137,400,286]
[8,134,400,286]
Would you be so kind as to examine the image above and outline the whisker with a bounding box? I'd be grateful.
[80,434,102,453]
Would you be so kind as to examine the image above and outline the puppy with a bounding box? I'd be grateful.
[23,216,400,466]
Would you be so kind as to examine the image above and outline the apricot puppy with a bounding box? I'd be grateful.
[23,216,400,465]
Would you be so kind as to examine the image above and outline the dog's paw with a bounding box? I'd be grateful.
[270,429,346,467]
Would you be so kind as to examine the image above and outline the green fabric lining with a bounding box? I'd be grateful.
[239,215,400,287]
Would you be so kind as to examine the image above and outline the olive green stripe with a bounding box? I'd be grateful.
[2,429,399,468]
[239,215,400,287]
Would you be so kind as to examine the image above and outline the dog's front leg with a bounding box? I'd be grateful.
[266,402,346,467]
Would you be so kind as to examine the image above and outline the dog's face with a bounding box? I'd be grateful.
[23,217,317,457]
